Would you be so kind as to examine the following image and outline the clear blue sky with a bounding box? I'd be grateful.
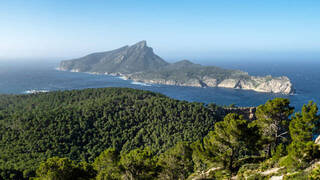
[1,0,320,61]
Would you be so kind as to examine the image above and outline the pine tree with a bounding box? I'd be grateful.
[290,101,319,142]
[157,142,194,180]
[251,98,294,158]
[93,148,122,180]
[34,157,95,180]
[204,113,260,172]
[120,147,157,180]
[191,140,210,175]
[286,101,320,169]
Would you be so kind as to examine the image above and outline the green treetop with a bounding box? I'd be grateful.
[204,113,260,172]
[252,98,294,158]
[120,147,157,180]
[157,142,194,180]
[33,157,95,180]
[93,148,122,180]
[286,101,320,169]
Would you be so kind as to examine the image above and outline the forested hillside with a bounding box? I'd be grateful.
[0,88,222,179]
[1,88,320,180]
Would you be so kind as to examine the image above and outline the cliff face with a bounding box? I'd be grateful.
[59,41,294,94]
[127,74,293,94]
[217,76,293,94]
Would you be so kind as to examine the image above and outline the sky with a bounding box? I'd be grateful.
[0,0,320,61]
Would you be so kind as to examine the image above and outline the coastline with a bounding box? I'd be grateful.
[56,67,294,95]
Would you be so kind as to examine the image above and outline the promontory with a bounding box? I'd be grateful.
[59,41,294,94]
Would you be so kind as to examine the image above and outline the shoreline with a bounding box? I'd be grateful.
[56,67,294,95]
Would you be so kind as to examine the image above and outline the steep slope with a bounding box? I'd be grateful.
[60,41,168,73]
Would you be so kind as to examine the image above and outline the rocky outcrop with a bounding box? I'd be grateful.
[218,79,240,88]
[127,75,293,94]
[131,78,204,87]
[202,76,218,87]
[216,76,293,94]
[250,76,293,94]
[315,135,320,144]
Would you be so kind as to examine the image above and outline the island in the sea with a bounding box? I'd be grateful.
[59,40,294,94]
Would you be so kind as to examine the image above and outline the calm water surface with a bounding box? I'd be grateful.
[1,60,319,110]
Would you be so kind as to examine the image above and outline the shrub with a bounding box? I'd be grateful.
[237,163,260,177]
[284,171,308,180]
[310,165,320,180]
[246,173,268,180]
[209,169,231,179]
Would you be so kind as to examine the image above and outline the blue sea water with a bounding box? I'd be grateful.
[0,59,319,110]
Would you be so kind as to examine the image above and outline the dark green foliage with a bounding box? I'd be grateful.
[290,101,319,142]
[0,169,24,180]
[272,144,287,162]
[191,140,210,174]
[93,147,158,180]
[157,142,194,180]
[261,144,287,169]
[32,157,96,180]
[203,113,261,172]
[310,165,320,180]
[120,147,157,180]
[209,169,232,179]
[0,88,220,179]
[2,87,320,180]
[285,101,320,169]
[251,98,294,158]
[93,148,122,180]
[284,142,320,170]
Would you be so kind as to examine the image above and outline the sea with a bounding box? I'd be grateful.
[1,59,319,110]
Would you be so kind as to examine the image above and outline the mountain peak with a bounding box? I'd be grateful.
[176,60,194,65]
[132,40,147,48]
[60,40,168,73]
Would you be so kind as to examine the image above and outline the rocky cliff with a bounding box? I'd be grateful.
[126,74,293,94]
[59,41,294,94]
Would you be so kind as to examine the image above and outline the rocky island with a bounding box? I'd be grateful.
[59,41,294,94]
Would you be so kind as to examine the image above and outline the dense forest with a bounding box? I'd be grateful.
[0,88,224,179]
[1,88,320,179]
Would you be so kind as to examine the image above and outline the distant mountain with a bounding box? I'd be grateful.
[59,41,294,94]
[60,41,168,73]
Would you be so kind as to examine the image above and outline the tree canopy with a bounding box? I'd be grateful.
[0,87,221,179]
[203,113,260,172]
[1,88,319,179]
[251,98,294,158]
[285,101,320,169]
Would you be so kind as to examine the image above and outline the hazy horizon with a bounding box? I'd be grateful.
[1,50,320,66]
[1,0,320,61]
